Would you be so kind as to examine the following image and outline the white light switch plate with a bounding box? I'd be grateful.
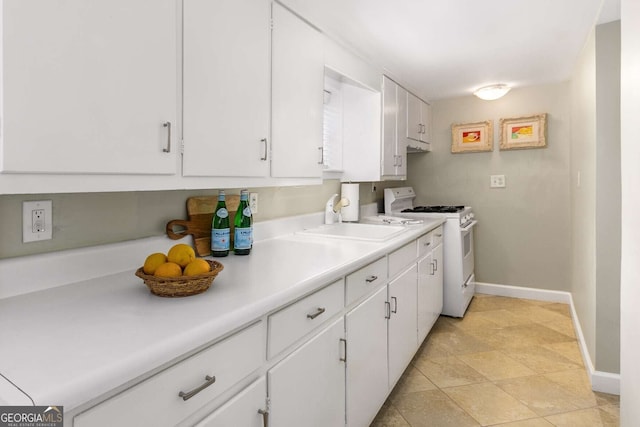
[490,175,506,188]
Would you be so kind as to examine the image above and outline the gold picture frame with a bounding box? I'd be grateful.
[451,120,493,153]
[499,113,547,150]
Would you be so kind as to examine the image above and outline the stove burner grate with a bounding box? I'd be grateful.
[402,205,465,213]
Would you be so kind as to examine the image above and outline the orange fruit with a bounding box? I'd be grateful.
[183,258,211,276]
[143,252,168,274]
[167,244,196,268]
[154,262,183,278]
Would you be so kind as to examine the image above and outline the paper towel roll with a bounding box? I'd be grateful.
[341,183,360,222]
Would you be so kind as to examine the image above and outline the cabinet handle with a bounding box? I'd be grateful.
[163,122,171,153]
[435,233,442,238]
[365,275,378,283]
[385,301,391,319]
[397,155,402,166]
[339,338,347,363]
[430,262,435,276]
[306,307,326,320]
[260,138,268,161]
[433,259,438,272]
[417,124,422,134]
[391,296,398,314]
[178,375,215,401]
[318,146,324,165]
[258,409,269,427]
[424,241,431,247]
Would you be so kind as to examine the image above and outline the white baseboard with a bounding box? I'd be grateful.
[474,282,620,395]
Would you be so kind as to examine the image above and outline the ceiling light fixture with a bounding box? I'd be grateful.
[473,84,511,101]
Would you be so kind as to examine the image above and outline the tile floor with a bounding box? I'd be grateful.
[371,294,620,427]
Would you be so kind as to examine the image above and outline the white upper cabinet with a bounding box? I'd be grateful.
[381,76,407,179]
[0,0,178,175]
[182,0,270,177]
[271,3,324,179]
[406,92,432,151]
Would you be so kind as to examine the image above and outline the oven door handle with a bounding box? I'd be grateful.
[460,219,478,232]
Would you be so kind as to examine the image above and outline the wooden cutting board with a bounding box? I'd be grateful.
[166,195,240,256]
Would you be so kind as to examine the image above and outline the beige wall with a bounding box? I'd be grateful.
[570,28,598,368]
[408,83,572,292]
[595,21,621,374]
[0,180,398,259]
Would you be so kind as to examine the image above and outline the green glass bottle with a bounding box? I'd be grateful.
[211,190,230,257]
[233,190,252,255]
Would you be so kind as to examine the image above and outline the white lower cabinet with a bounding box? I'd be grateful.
[73,322,264,427]
[268,317,346,427]
[195,377,267,427]
[388,264,419,387]
[345,286,389,427]
[417,229,444,342]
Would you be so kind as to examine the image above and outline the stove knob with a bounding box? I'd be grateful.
[469,213,475,219]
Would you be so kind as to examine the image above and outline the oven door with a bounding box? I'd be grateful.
[461,220,477,282]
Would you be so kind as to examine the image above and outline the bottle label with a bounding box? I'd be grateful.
[212,228,230,251]
[243,206,252,217]
[216,208,228,219]
[234,227,252,250]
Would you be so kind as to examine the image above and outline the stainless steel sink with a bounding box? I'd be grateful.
[296,222,407,242]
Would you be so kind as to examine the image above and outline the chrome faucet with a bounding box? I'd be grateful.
[325,193,350,224]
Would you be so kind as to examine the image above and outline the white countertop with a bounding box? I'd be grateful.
[0,215,444,413]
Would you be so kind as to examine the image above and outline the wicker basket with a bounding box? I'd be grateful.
[135,260,224,297]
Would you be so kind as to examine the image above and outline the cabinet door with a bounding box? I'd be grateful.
[406,92,423,142]
[345,286,388,427]
[388,264,418,387]
[182,0,270,177]
[268,318,345,427]
[1,0,178,174]
[395,86,408,177]
[421,102,432,144]
[417,252,434,343]
[271,3,324,178]
[195,377,267,427]
[432,243,444,318]
[381,77,398,177]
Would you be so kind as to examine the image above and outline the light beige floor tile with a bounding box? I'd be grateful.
[482,323,575,349]
[594,391,620,407]
[389,366,437,398]
[413,356,487,388]
[495,375,585,416]
[538,318,576,339]
[370,402,410,427]
[537,302,572,317]
[544,369,599,408]
[443,382,537,426]
[414,334,455,359]
[419,329,494,355]
[468,295,536,312]
[392,389,480,427]
[542,341,585,366]
[472,309,533,328]
[502,345,583,374]
[544,407,620,426]
[457,351,536,381]
[506,305,573,326]
[444,311,504,331]
[430,316,460,334]
[490,418,554,427]
[599,404,620,417]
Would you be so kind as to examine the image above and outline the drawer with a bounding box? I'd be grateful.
[432,225,444,247]
[389,240,417,278]
[345,257,387,305]
[268,279,344,359]
[417,232,433,258]
[74,322,264,427]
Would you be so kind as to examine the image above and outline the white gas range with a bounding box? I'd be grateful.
[384,187,477,317]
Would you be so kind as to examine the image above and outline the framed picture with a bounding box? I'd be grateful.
[499,113,547,150]
[451,120,493,153]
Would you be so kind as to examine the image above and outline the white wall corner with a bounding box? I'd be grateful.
[474,282,620,395]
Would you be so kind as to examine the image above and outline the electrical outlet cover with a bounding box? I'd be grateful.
[23,200,53,242]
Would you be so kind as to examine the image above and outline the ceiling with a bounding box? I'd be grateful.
[281,0,621,100]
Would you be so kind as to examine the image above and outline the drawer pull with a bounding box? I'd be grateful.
[385,301,391,319]
[306,307,326,320]
[178,375,216,401]
[435,233,442,237]
[391,296,398,314]
[340,338,347,363]
[365,275,378,283]
[433,259,438,271]
[258,408,269,427]
[424,241,431,247]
